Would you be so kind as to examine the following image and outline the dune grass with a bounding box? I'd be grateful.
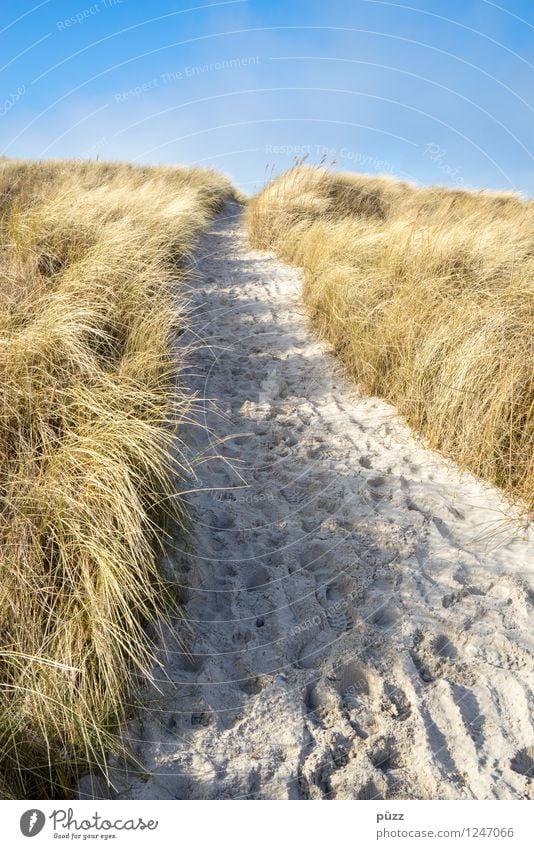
[0,158,234,798]
[248,165,533,510]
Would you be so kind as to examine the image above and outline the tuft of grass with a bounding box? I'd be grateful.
[0,157,234,798]
[248,165,533,510]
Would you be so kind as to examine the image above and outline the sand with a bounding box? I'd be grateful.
[90,202,534,800]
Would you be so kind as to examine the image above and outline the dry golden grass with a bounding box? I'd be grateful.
[248,165,533,509]
[0,158,234,798]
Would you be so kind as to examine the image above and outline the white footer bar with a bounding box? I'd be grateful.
[2,799,533,847]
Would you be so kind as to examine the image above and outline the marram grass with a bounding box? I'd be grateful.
[248,165,533,510]
[0,158,234,798]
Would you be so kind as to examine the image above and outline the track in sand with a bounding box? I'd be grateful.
[98,203,534,801]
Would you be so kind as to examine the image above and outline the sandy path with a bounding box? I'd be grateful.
[109,202,534,800]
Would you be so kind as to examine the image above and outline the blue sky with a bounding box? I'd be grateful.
[1,0,533,193]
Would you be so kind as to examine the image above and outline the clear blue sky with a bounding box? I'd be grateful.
[1,0,533,194]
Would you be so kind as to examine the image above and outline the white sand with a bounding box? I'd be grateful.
[104,202,534,800]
